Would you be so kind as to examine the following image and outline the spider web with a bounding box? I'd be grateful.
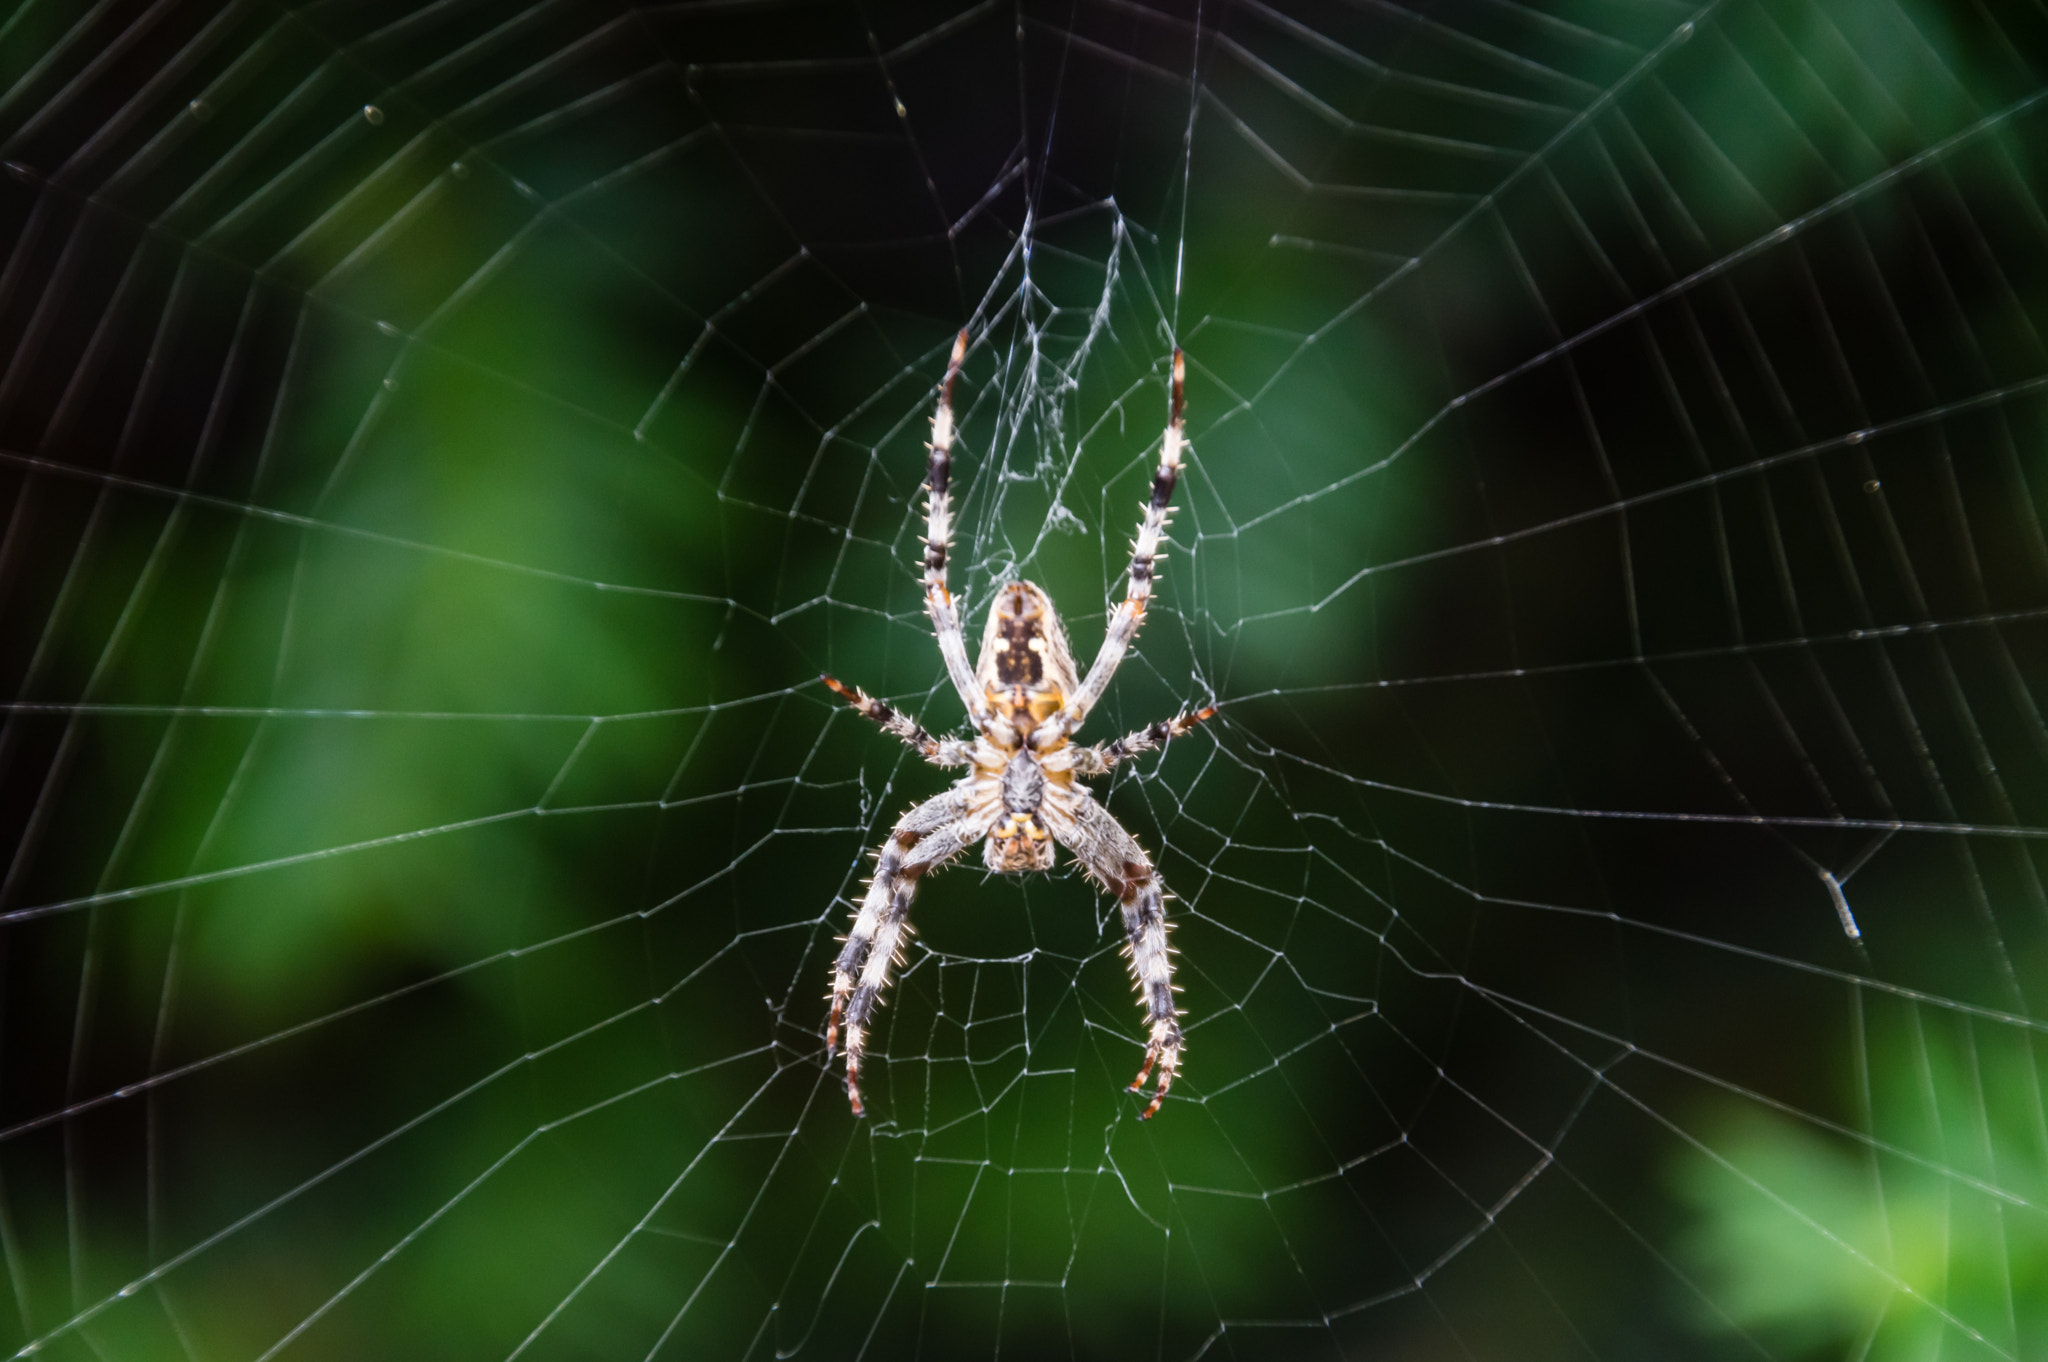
[2,0,2046,1356]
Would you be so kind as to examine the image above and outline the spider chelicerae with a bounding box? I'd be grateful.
[822,331,1213,1120]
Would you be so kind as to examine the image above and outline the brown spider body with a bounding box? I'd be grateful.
[820,334,1212,1120]
[977,581,1074,872]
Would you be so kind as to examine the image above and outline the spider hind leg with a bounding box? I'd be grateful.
[1120,876,1183,1120]
[827,787,989,1116]
[1049,786,1187,1119]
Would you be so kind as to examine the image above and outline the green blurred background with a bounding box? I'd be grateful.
[0,0,2045,1357]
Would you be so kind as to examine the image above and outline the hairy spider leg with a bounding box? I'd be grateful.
[819,674,975,767]
[1056,788,1185,1120]
[1069,705,1218,776]
[1047,349,1187,744]
[826,789,958,1058]
[827,789,991,1116]
[921,330,990,729]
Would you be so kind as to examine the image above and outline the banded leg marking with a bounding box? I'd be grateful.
[1072,705,1217,775]
[1056,349,1188,740]
[1118,870,1182,1120]
[821,674,972,766]
[921,329,988,727]
[827,789,984,1116]
[1053,788,1187,1119]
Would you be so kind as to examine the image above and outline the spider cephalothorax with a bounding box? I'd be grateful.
[821,332,1213,1120]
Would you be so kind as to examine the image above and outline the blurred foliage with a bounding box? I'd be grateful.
[1674,1011,2048,1359]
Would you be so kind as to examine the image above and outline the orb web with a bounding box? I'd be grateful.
[1,0,2046,1359]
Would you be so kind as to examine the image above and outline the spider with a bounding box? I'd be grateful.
[821,330,1213,1121]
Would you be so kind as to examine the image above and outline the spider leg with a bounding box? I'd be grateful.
[827,784,993,1116]
[1044,786,1185,1119]
[1065,705,1216,777]
[1046,350,1187,745]
[821,675,974,766]
[920,330,991,729]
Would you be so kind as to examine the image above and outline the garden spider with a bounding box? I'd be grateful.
[822,331,1213,1120]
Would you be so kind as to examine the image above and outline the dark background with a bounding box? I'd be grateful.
[0,0,2045,1357]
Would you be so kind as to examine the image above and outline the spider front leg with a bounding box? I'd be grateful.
[919,329,990,729]
[827,786,990,1116]
[1047,349,1188,744]
[1050,787,1186,1119]
[820,675,974,766]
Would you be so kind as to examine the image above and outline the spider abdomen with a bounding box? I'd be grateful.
[975,582,1079,734]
